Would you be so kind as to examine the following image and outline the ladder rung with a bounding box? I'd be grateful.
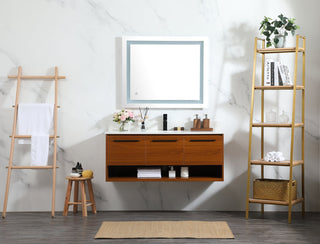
[8,75,66,79]
[6,166,59,169]
[12,105,61,108]
[10,135,60,138]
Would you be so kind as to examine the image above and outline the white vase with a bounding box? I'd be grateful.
[119,122,128,131]
[274,34,286,48]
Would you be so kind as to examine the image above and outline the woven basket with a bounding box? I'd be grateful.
[253,179,297,201]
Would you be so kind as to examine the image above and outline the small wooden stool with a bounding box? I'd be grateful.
[63,177,97,217]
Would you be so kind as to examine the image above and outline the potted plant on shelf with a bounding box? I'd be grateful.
[259,14,299,48]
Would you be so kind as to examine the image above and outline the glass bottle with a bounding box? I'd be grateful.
[141,121,145,131]
[266,109,277,123]
[278,110,289,124]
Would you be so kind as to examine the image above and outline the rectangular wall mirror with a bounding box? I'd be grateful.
[122,36,208,108]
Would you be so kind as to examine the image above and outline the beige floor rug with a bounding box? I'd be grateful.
[95,221,234,239]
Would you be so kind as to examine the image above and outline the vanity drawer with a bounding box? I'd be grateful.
[106,135,146,165]
[183,135,223,164]
[146,136,183,165]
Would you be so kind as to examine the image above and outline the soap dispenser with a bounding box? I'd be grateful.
[203,114,210,128]
[169,166,176,178]
[193,114,201,129]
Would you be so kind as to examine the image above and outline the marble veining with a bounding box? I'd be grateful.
[87,0,138,34]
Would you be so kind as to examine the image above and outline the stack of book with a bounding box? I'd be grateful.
[137,168,162,178]
[264,59,292,86]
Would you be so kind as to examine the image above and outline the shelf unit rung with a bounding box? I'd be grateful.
[252,123,304,128]
[249,198,304,206]
[254,85,304,90]
[251,159,304,167]
[256,47,304,53]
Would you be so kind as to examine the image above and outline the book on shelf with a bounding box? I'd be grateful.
[270,61,275,86]
[274,62,280,86]
[264,60,292,86]
[278,66,284,86]
[281,64,292,85]
[264,59,272,86]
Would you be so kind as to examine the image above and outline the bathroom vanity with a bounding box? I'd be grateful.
[105,132,224,181]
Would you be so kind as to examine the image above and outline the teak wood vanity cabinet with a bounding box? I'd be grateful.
[106,133,224,181]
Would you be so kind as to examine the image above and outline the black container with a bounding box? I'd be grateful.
[163,114,167,131]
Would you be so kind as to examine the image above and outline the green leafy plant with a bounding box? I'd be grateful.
[259,14,300,47]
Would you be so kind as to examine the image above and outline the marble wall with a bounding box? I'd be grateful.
[0,0,319,212]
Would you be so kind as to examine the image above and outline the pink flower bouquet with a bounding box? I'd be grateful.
[113,110,135,131]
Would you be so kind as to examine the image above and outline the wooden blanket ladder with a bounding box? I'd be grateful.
[2,66,65,218]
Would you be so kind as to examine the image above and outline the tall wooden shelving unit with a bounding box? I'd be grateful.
[246,35,305,223]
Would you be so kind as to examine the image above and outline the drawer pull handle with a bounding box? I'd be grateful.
[152,140,177,142]
[190,139,216,142]
[113,140,140,142]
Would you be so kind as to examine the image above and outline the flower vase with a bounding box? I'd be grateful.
[119,122,127,132]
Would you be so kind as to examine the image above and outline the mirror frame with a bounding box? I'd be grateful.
[122,36,208,108]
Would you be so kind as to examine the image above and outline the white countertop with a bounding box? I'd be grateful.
[106,130,223,135]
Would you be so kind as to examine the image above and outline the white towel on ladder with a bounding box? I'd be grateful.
[17,103,54,166]
[31,135,50,166]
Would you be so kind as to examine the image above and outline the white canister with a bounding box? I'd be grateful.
[181,167,189,178]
